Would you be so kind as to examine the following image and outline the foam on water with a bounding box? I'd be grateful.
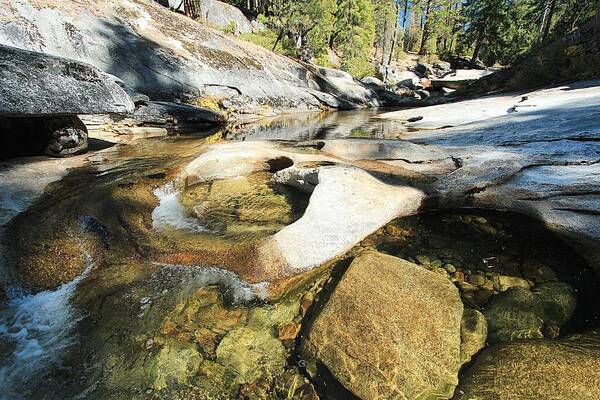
[152,182,208,233]
[0,256,94,399]
[152,263,269,304]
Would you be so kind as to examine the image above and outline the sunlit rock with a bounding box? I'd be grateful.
[302,251,463,399]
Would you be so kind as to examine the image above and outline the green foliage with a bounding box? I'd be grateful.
[240,29,294,56]
[334,0,376,75]
[222,21,238,35]
[342,56,377,78]
[226,0,599,79]
[260,0,337,62]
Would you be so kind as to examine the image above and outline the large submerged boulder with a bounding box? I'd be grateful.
[0,44,134,156]
[302,251,463,399]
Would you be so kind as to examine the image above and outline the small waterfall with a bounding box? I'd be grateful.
[152,182,208,233]
[0,162,96,399]
[0,248,94,399]
[0,257,93,399]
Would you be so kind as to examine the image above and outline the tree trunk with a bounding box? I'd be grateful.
[447,1,460,53]
[184,0,201,19]
[471,24,486,65]
[418,0,433,55]
[542,0,557,40]
[402,0,409,51]
[388,0,401,65]
[381,18,388,64]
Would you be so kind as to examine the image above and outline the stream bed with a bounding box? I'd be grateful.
[0,112,599,399]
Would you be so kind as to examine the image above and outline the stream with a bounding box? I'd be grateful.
[0,110,599,400]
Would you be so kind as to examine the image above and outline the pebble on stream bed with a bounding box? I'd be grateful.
[371,210,600,342]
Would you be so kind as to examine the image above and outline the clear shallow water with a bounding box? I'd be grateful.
[0,113,599,399]
[227,109,410,141]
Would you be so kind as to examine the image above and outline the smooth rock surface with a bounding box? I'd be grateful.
[431,69,494,89]
[0,44,133,116]
[195,0,254,34]
[303,251,463,400]
[0,0,396,115]
[181,141,425,282]
[337,80,600,274]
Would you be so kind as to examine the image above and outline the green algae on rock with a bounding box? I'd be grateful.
[484,283,576,344]
[456,332,600,400]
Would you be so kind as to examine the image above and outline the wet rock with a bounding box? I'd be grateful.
[466,273,485,286]
[457,332,600,400]
[129,101,224,131]
[302,251,463,399]
[216,327,287,386]
[444,263,457,273]
[460,308,487,364]
[277,322,301,342]
[534,281,577,326]
[453,271,465,282]
[151,345,202,390]
[523,259,558,283]
[495,275,531,291]
[483,283,576,343]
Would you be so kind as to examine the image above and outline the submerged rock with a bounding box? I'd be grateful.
[302,251,463,399]
[457,332,600,400]
[460,308,488,364]
[483,283,576,343]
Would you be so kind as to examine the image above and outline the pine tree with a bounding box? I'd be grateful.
[332,0,376,76]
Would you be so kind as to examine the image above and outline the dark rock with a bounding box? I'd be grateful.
[415,63,435,77]
[449,56,487,70]
[0,115,88,157]
[130,101,225,129]
[0,44,133,117]
[415,89,431,99]
[483,283,576,344]
[433,61,452,72]
[460,308,487,364]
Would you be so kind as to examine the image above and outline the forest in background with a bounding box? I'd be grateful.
[203,0,600,78]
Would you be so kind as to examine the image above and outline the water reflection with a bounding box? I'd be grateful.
[228,109,410,141]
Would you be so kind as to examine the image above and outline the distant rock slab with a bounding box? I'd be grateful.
[0,44,134,117]
[302,251,463,400]
[431,69,495,90]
